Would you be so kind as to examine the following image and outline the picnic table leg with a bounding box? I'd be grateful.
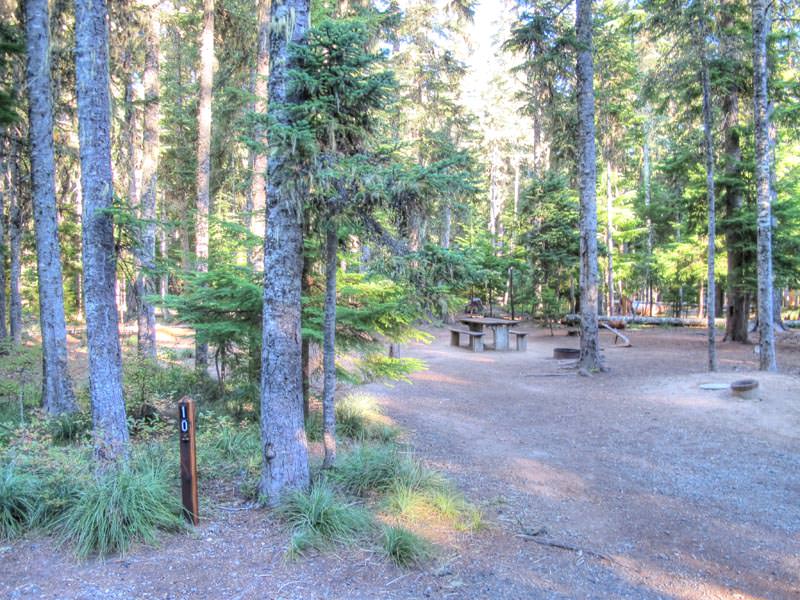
[450,330,460,347]
[494,326,510,351]
[470,334,484,352]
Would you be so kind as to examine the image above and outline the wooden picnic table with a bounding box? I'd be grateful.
[458,316,521,351]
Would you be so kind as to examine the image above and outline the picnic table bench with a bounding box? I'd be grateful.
[449,328,485,352]
[509,330,528,351]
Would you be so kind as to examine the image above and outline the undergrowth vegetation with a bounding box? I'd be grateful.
[0,343,480,567]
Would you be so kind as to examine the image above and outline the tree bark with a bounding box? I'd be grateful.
[643,115,654,317]
[751,0,777,371]
[136,2,159,359]
[246,0,270,268]
[0,141,7,342]
[25,0,78,414]
[75,0,129,461]
[440,201,451,249]
[321,222,337,469]
[575,0,602,372]
[259,0,311,505]
[195,0,213,370]
[720,4,749,343]
[301,247,312,420]
[697,8,717,371]
[159,206,168,318]
[605,156,614,315]
[7,131,23,345]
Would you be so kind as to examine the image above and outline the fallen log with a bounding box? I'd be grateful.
[600,322,632,347]
[563,314,719,327]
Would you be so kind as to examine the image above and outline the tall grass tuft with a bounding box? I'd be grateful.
[196,415,261,481]
[335,393,399,442]
[330,444,446,497]
[278,481,372,557]
[305,393,399,443]
[0,463,39,539]
[332,444,483,531]
[380,525,432,567]
[56,456,184,558]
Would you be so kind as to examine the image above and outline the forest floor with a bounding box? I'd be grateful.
[2,324,800,599]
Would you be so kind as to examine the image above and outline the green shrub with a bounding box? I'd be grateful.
[0,462,39,539]
[56,457,184,558]
[380,525,432,567]
[279,481,372,557]
[48,411,92,443]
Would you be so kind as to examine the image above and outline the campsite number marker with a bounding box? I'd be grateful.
[178,397,199,525]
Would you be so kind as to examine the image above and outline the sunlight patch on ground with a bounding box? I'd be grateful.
[507,457,588,501]
[611,554,784,600]
[411,371,472,386]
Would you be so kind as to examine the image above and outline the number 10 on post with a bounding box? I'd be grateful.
[178,397,199,525]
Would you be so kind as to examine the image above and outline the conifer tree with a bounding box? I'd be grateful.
[135,0,160,359]
[259,0,312,504]
[75,0,129,462]
[195,0,213,370]
[751,0,777,371]
[575,0,602,371]
[25,0,77,414]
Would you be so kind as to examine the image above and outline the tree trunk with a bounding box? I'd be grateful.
[246,0,270,268]
[25,0,77,415]
[720,6,749,343]
[136,3,159,359]
[697,278,704,319]
[76,0,129,461]
[259,0,311,505]
[301,245,312,420]
[751,0,777,371]
[605,156,614,315]
[159,205,168,318]
[575,0,602,372]
[773,287,785,330]
[123,55,141,329]
[321,222,337,469]
[8,131,23,345]
[195,0,213,370]
[698,12,717,371]
[643,116,654,317]
[440,201,451,249]
[0,142,7,342]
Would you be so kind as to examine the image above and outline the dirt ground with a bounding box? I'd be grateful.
[2,325,799,599]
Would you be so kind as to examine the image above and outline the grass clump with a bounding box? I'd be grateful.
[380,525,432,567]
[0,462,39,539]
[335,393,399,442]
[331,444,483,531]
[196,414,261,481]
[279,481,372,557]
[330,444,446,497]
[56,453,184,558]
[305,393,400,443]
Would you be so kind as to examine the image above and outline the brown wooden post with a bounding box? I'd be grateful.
[178,397,199,525]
